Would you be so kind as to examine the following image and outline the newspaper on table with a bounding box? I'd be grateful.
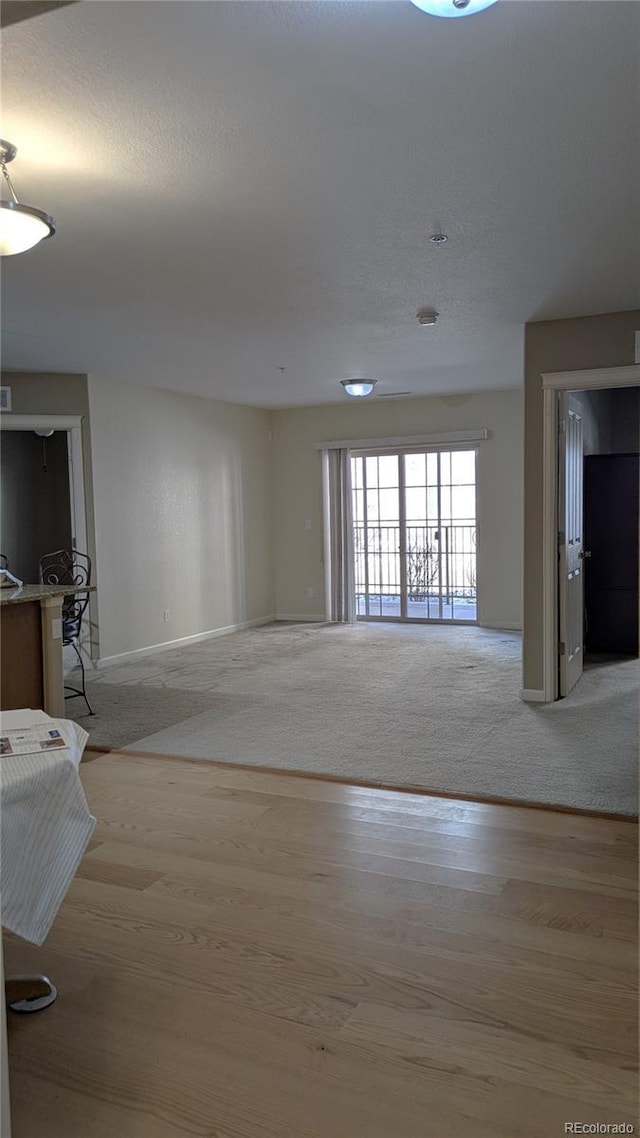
[0,721,74,757]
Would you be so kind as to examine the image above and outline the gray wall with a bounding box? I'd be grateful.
[0,431,72,582]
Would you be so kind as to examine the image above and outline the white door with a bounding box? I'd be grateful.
[558,399,584,696]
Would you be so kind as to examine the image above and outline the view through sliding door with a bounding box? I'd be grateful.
[351,448,477,622]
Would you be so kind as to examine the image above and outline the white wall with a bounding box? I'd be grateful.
[272,389,523,628]
[88,376,275,661]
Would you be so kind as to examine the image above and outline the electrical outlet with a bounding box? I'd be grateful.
[305,587,314,599]
[304,519,312,531]
[163,609,171,623]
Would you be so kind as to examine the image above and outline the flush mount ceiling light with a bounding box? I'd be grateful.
[340,379,377,398]
[410,0,498,16]
[417,308,439,326]
[0,140,56,256]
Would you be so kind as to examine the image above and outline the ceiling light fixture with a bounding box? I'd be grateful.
[0,140,56,256]
[417,308,439,326]
[430,233,449,244]
[340,379,377,398]
[409,0,498,17]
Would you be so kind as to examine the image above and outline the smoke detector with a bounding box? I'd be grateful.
[417,308,439,326]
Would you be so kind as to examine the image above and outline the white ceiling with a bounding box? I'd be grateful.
[2,1,639,408]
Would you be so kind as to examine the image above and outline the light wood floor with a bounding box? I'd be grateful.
[5,752,638,1137]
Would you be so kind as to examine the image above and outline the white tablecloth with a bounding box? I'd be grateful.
[0,711,96,946]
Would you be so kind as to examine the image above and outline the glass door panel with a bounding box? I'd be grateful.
[353,454,401,617]
[402,448,477,621]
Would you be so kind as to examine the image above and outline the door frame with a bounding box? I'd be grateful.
[0,413,93,665]
[350,444,479,625]
[540,363,640,703]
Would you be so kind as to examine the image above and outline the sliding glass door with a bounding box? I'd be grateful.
[351,448,477,623]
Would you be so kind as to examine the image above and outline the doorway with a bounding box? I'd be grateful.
[0,430,73,582]
[0,413,92,663]
[539,364,640,702]
[0,414,87,568]
[351,448,477,623]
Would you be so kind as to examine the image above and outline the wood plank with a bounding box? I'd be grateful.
[143,871,637,983]
[7,966,636,1137]
[75,858,164,891]
[84,830,634,938]
[87,770,636,863]
[83,839,638,964]
[250,800,639,865]
[48,876,635,1064]
[88,818,509,897]
[340,1001,637,1115]
[88,753,640,832]
[85,783,638,893]
[118,749,639,821]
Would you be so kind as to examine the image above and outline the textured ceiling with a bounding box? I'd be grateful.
[1,1,639,407]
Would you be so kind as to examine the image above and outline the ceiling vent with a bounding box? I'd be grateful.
[376,391,413,399]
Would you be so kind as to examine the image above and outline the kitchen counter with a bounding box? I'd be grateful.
[0,584,95,606]
[0,585,95,716]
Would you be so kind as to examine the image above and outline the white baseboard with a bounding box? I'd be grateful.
[96,614,276,668]
[520,688,547,703]
[275,613,327,623]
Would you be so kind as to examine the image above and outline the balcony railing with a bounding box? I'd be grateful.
[354,523,477,621]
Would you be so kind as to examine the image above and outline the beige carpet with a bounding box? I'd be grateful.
[78,622,638,815]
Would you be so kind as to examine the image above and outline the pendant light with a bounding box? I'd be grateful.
[0,140,56,256]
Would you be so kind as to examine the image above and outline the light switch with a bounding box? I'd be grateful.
[305,519,312,530]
